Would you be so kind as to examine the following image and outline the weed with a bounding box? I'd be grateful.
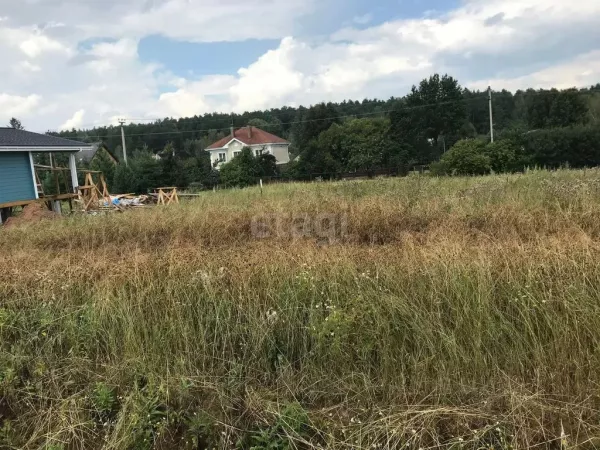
[1,170,600,448]
[242,402,312,450]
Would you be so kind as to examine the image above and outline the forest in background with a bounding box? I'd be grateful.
[48,74,600,191]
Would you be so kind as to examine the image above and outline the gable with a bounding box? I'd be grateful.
[95,147,119,164]
[206,127,289,150]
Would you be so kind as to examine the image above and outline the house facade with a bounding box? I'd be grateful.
[0,128,92,223]
[206,126,290,169]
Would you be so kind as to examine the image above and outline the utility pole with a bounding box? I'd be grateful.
[119,118,128,166]
[488,86,494,143]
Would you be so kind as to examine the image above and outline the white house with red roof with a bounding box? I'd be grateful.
[206,126,290,169]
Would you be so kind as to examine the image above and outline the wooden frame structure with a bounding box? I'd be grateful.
[76,171,111,211]
[154,187,179,205]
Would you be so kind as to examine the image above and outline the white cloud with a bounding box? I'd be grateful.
[19,32,69,58]
[0,0,599,132]
[60,109,85,130]
[0,94,41,123]
[468,50,600,92]
[157,75,237,117]
[18,60,41,72]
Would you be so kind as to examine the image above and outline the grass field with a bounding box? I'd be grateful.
[3,169,600,449]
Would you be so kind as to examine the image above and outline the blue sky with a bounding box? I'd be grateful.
[138,0,462,79]
[0,0,599,131]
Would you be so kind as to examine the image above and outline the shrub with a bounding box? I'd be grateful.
[523,126,600,168]
[436,139,491,175]
[485,139,520,172]
[219,147,261,187]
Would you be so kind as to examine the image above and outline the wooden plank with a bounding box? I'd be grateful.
[0,199,37,209]
[0,194,77,209]
[44,193,78,201]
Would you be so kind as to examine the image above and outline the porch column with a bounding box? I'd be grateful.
[28,152,39,199]
[69,152,79,192]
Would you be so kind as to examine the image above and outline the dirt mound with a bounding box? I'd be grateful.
[3,202,59,229]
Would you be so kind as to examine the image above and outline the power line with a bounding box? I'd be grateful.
[80,96,488,140]
[54,87,598,140]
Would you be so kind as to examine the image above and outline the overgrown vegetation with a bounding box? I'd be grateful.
[3,169,600,448]
[49,75,600,190]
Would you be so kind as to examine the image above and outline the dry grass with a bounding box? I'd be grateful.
[2,169,600,449]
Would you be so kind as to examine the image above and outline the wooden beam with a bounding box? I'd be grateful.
[0,199,37,209]
[0,194,78,210]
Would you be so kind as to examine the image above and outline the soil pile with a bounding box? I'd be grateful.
[3,202,59,228]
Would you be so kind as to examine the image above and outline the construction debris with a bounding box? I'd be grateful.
[108,194,151,208]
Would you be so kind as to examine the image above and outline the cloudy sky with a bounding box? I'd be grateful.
[1,0,599,132]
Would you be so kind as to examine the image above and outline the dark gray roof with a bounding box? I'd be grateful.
[77,146,98,163]
[0,128,90,148]
[77,142,119,164]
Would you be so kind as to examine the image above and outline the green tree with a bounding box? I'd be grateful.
[256,153,278,177]
[89,149,117,192]
[400,74,465,145]
[8,118,24,129]
[219,147,260,187]
[160,152,188,188]
[112,164,136,194]
[433,139,490,175]
[291,102,340,153]
[129,150,162,193]
[547,89,588,128]
[247,118,269,128]
[325,118,396,171]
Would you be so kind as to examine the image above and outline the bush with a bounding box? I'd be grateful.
[523,126,600,168]
[485,139,520,172]
[435,139,491,175]
[219,147,261,188]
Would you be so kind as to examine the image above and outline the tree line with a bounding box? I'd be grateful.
[49,74,600,191]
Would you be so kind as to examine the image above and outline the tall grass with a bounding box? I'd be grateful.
[2,169,600,449]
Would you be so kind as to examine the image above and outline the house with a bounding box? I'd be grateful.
[77,142,119,166]
[0,128,92,223]
[206,126,290,169]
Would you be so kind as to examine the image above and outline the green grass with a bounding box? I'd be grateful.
[2,169,600,449]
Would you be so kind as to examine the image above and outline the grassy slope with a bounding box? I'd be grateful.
[2,169,600,449]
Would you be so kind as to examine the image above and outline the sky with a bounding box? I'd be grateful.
[0,0,599,132]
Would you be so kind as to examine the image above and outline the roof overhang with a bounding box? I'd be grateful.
[0,146,93,153]
[207,138,248,151]
[207,139,289,151]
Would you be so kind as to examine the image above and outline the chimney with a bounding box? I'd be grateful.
[247,126,253,139]
[230,126,234,138]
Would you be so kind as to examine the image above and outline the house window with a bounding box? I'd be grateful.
[218,152,226,162]
[255,149,264,156]
[233,151,241,158]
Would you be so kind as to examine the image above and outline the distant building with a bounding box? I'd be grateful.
[206,126,290,169]
[77,142,119,166]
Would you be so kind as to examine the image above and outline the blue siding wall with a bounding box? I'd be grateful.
[0,152,36,204]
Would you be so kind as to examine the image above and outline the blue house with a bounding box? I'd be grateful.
[0,128,92,223]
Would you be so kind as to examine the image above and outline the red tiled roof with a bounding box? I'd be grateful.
[206,127,289,150]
